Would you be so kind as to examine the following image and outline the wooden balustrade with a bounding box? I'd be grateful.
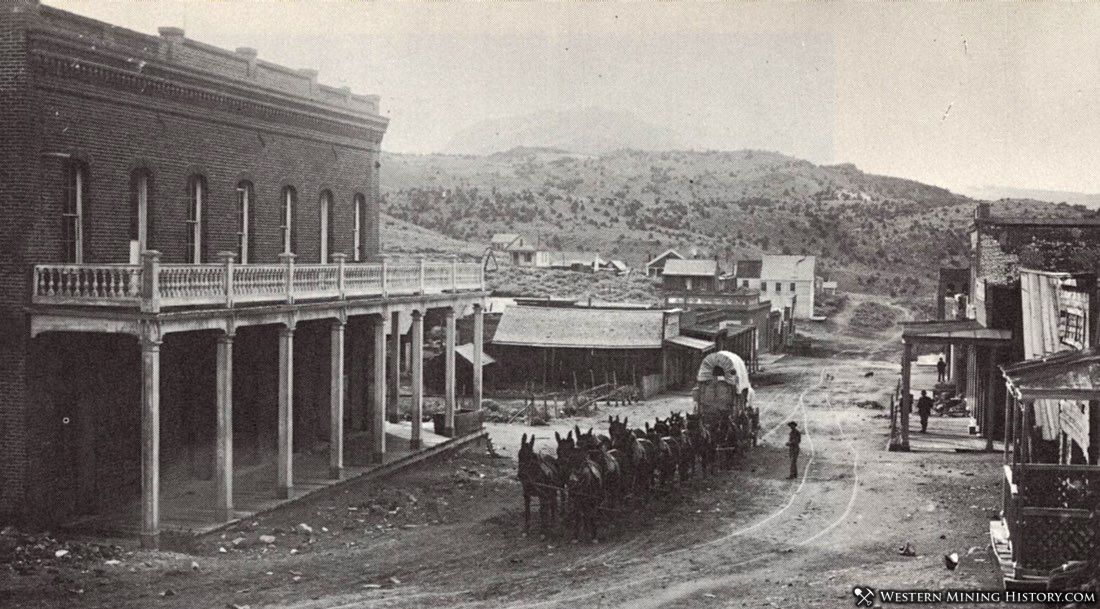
[33,264,142,306]
[32,256,484,309]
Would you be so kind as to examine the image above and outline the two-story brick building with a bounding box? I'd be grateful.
[0,0,487,547]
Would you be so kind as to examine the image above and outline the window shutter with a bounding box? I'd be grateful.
[290,190,299,255]
[146,173,155,251]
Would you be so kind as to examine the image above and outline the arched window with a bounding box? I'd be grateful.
[186,175,206,263]
[236,181,254,264]
[129,169,153,263]
[353,193,366,262]
[62,160,87,263]
[319,190,333,262]
[280,186,296,255]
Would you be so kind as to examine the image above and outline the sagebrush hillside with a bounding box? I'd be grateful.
[381,148,1095,295]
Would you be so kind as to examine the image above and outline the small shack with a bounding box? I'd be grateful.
[489,305,679,396]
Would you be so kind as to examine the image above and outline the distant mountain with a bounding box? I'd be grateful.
[955,185,1100,209]
[380,148,1093,296]
[443,107,686,155]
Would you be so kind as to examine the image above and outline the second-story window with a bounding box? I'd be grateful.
[775,282,782,292]
[281,186,296,255]
[319,190,333,262]
[186,175,205,263]
[353,193,365,262]
[129,169,152,263]
[236,181,254,264]
[790,282,796,292]
[62,160,87,263]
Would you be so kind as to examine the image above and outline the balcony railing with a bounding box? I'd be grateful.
[1001,463,1100,571]
[32,251,485,312]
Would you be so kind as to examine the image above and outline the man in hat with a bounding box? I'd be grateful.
[786,421,802,479]
[937,356,948,383]
[916,390,934,433]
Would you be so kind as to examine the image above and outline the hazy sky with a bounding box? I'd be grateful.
[44,1,1100,194]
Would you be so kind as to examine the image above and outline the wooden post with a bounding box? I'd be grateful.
[371,315,387,463]
[215,331,234,521]
[444,307,456,436]
[1004,392,1014,462]
[329,320,345,479]
[449,254,458,293]
[410,311,424,449]
[218,251,236,309]
[140,250,161,313]
[279,252,296,305]
[986,346,998,452]
[898,341,912,451]
[332,252,346,299]
[277,323,295,498]
[140,329,162,548]
[387,310,400,423]
[380,254,389,298]
[472,304,483,411]
[418,255,426,294]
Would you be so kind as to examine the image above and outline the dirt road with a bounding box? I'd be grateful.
[1,353,1007,609]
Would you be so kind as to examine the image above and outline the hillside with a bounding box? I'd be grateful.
[443,107,685,155]
[379,213,483,258]
[380,148,1095,295]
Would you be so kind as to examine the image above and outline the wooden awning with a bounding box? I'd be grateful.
[901,319,1013,346]
[1002,348,1100,401]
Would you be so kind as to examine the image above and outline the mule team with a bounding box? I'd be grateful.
[518,410,758,541]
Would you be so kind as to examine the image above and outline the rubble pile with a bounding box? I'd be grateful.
[1,526,122,576]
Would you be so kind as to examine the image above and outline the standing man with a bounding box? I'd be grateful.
[936,356,948,383]
[786,421,802,479]
[916,390,934,433]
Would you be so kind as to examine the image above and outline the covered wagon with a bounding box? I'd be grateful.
[692,351,758,448]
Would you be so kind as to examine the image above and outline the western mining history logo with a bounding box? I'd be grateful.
[853,587,1097,605]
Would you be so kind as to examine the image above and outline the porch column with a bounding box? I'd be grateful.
[410,310,424,449]
[215,331,234,522]
[985,346,998,451]
[277,323,294,499]
[444,306,457,436]
[329,319,345,479]
[948,344,956,382]
[472,304,484,411]
[140,330,162,549]
[371,314,387,463]
[966,345,979,436]
[898,341,912,450]
[387,310,401,423]
[1004,392,1014,461]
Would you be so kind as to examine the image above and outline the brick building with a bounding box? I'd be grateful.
[0,0,487,547]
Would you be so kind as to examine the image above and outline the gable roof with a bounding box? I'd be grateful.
[736,260,762,279]
[491,233,522,248]
[662,258,718,277]
[492,306,667,349]
[760,255,816,281]
[645,248,685,269]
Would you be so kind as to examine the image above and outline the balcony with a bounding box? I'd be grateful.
[32,251,485,313]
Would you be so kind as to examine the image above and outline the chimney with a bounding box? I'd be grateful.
[157,26,185,61]
[975,202,990,220]
[235,46,258,78]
